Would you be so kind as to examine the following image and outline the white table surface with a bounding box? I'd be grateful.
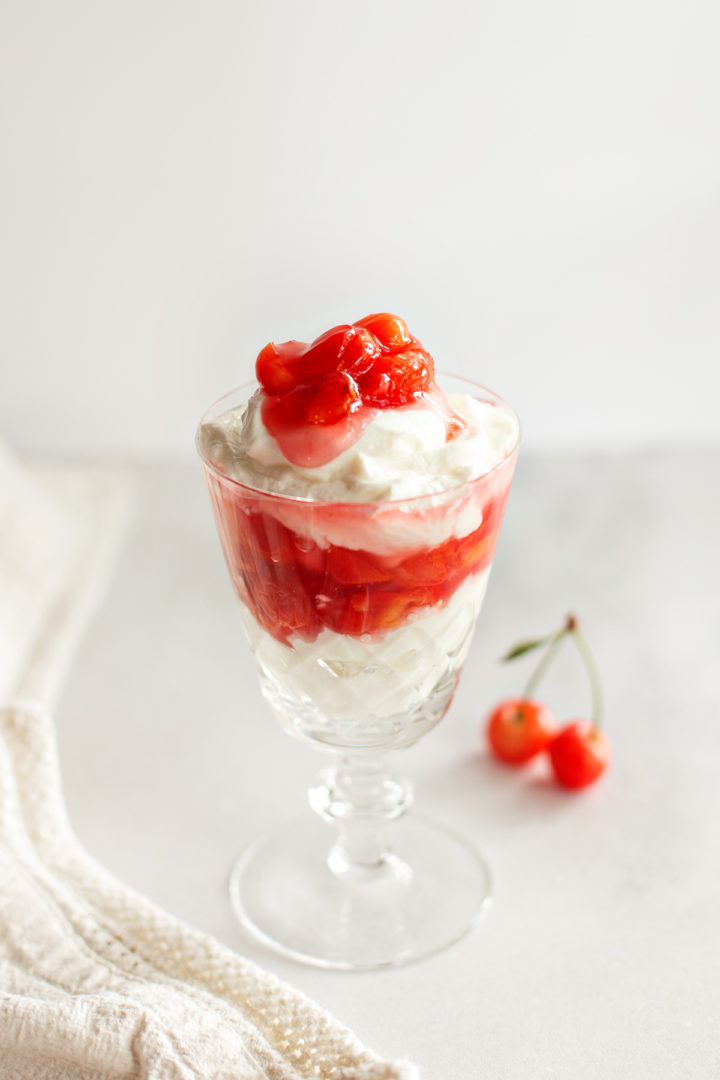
[56,450,720,1080]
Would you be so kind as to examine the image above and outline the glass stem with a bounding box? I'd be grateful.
[309,754,413,880]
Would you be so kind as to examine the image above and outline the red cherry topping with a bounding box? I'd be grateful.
[300,325,363,380]
[254,314,463,465]
[255,341,307,395]
[255,314,432,412]
[355,312,413,351]
[292,370,361,426]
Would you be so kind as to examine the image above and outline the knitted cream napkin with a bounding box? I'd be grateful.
[0,702,417,1080]
[0,446,418,1080]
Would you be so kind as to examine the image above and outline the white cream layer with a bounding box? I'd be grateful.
[200,391,518,503]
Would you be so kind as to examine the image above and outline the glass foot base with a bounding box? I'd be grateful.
[229,814,492,970]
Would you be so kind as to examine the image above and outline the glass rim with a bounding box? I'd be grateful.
[195,373,521,508]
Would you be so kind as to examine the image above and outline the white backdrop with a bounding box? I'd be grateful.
[1,0,718,457]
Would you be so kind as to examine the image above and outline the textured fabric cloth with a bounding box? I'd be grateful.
[0,702,417,1080]
[0,450,418,1080]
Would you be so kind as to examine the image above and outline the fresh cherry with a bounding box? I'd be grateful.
[549,721,610,789]
[489,614,609,789]
[486,697,555,764]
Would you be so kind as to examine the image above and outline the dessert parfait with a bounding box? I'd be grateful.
[198,313,519,752]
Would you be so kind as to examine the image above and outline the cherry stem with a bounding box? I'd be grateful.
[520,613,604,730]
[521,625,569,701]
[568,622,604,729]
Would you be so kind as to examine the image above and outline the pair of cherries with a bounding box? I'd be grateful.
[485,615,610,790]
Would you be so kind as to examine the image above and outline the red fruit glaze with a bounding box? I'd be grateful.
[255,314,463,467]
[355,312,413,350]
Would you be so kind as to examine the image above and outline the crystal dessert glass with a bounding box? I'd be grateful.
[197,374,519,969]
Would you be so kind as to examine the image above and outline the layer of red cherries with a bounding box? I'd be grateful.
[210,478,508,646]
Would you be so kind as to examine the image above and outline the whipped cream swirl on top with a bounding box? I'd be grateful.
[199,388,518,503]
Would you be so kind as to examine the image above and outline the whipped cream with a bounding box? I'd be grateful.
[199,389,518,504]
